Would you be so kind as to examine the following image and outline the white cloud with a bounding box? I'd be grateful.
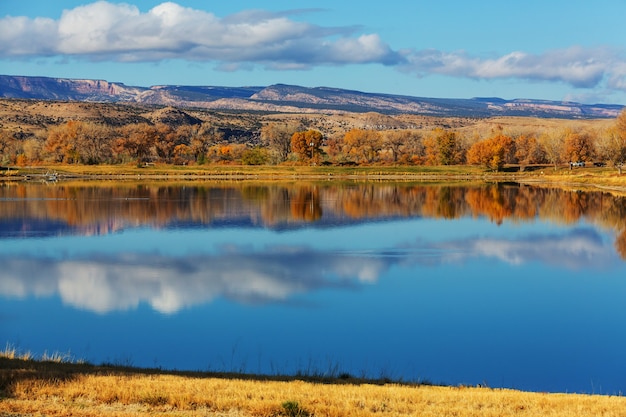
[401,46,623,90]
[1,1,626,94]
[0,1,400,67]
[0,16,58,56]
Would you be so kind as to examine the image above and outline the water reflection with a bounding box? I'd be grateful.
[1,181,626,236]
[0,247,378,313]
[2,181,626,393]
[0,180,622,314]
[0,227,613,314]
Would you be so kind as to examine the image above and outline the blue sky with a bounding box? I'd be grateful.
[2,1,626,104]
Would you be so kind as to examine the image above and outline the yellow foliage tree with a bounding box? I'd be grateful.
[596,109,626,174]
[423,129,464,165]
[342,129,382,163]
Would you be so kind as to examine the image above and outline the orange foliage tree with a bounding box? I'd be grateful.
[45,121,113,164]
[514,134,546,169]
[466,134,515,171]
[45,121,82,163]
[172,144,193,165]
[561,129,595,164]
[291,130,324,162]
[113,124,158,164]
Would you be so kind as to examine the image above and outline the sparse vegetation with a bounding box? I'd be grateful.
[1,353,625,417]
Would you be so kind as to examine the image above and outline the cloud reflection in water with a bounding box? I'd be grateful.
[0,228,613,314]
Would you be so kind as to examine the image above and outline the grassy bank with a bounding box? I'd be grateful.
[2,356,625,417]
[2,163,487,179]
[3,162,626,183]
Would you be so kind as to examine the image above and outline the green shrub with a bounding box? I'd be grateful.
[281,400,311,417]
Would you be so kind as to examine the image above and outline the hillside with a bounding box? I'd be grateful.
[1,74,623,118]
[1,97,614,147]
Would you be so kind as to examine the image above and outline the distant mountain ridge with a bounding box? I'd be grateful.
[1,74,622,118]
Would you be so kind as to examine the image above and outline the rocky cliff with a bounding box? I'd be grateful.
[1,75,622,118]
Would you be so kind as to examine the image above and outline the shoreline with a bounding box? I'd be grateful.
[1,356,625,417]
[4,164,626,196]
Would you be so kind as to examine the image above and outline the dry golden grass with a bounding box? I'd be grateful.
[1,357,625,417]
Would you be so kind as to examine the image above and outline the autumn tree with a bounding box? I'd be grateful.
[538,129,566,170]
[400,134,426,164]
[0,130,19,164]
[153,124,181,163]
[342,129,382,163]
[45,121,82,163]
[423,129,464,165]
[291,130,324,162]
[466,134,515,171]
[45,121,112,164]
[261,122,302,163]
[514,134,546,170]
[113,123,158,164]
[324,134,344,163]
[182,123,224,164]
[561,128,595,164]
[207,143,247,163]
[21,137,45,164]
[172,144,193,165]
[77,122,113,164]
[383,130,423,163]
[596,110,626,174]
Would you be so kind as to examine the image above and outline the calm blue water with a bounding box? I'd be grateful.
[1,182,625,394]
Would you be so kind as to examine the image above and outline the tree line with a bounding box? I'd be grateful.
[2,109,626,172]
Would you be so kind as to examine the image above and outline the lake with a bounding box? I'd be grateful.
[1,180,625,394]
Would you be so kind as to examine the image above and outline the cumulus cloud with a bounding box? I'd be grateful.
[0,1,401,67]
[401,46,625,90]
[2,2,626,93]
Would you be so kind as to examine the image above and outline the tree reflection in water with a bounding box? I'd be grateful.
[0,181,624,256]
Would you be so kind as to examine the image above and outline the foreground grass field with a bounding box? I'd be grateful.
[1,355,625,417]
